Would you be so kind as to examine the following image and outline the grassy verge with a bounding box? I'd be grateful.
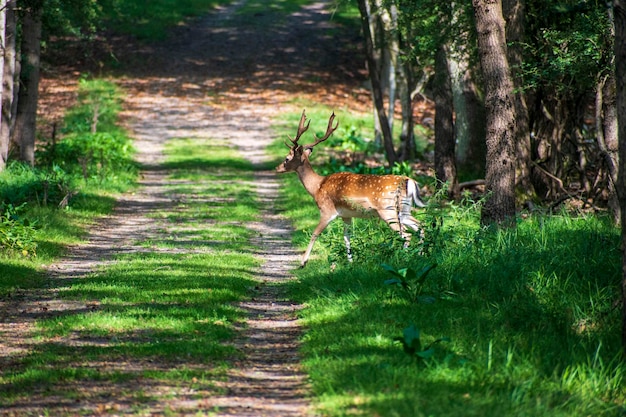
[0,78,136,295]
[271,107,625,417]
[98,0,230,40]
[0,136,260,413]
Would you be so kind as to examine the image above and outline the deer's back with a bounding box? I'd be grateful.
[319,172,408,209]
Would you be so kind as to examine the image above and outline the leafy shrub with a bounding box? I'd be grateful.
[37,78,137,185]
[0,203,37,257]
[0,162,74,207]
[328,125,375,153]
[394,324,450,360]
[383,262,437,303]
[52,130,135,180]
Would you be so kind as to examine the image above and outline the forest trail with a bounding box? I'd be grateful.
[1,0,366,415]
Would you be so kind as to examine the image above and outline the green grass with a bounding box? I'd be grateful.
[99,0,230,40]
[270,108,626,417]
[157,138,257,251]
[235,0,313,18]
[0,133,261,412]
[0,79,135,296]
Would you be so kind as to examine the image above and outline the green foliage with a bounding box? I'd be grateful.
[43,0,102,39]
[0,78,135,296]
[327,124,375,153]
[522,0,613,94]
[1,133,261,411]
[383,262,437,303]
[97,0,226,40]
[1,252,257,405]
[287,211,622,416]
[0,162,73,207]
[37,78,137,184]
[52,130,135,180]
[42,0,231,42]
[394,324,450,359]
[272,115,624,416]
[0,203,38,257]
[395,0,476,75]
[236,0,312,18]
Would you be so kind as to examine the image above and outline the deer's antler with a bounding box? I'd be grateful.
[304,112,338,149]
[287,110,311,147]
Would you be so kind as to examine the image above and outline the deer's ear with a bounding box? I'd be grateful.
[303,147,313,158]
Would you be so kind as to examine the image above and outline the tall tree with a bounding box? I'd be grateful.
[12,0,43,166]
[612,0,626,353]
[0,0,7,170]
[357,0,397,166]
[0,0,17,171]
[503,0,534,202]
[434,45,459,200]
[473,0,517,225]
[448,1,486,179]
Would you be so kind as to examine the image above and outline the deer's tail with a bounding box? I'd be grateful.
[406,179,426,208]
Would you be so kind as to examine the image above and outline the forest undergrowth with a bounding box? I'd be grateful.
[270,109,625,417]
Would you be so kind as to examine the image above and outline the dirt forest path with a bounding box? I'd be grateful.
[1,0,367,416]
[113,1,366,413]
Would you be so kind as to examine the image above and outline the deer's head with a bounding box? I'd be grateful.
[276,110,337,174]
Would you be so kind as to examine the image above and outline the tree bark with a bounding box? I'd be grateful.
[0,0,17,171]
[449,2,486,178]
[612,0,626,354]
[357,0,397,166]
[473,0,517,226]
[12,2,42,166]
[0,0,7,171]
[503,0,534,203]
[397,66,417,161]
[434,45,459,200]
[597,74,620,223]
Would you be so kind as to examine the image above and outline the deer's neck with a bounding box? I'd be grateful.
[296,162,324,198]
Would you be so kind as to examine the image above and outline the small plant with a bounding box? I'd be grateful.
[390,161,414,177]
[38,78,136,184]
[0,203,38,257]
[394,324,450,360]
[383,262,437,303]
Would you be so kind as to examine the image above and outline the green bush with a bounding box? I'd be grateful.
[0,203,38,257]
[0,162,73,207]
[52,130,135,180]
[37,78,137,185]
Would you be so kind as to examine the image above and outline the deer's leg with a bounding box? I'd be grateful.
[399,197,423,244]
[301,213,336,267]
[399,215,424,247]
[342,218,353,262]
[378,208,420,247]
[377,209,405,237]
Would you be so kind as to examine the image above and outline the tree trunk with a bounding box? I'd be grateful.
[12,3,42,167]
[449,2,486,178]
[376,0,397,136]
[448,52,486,179]
[0,0,17,171]
[503,0,534,203]
[357,0,397,166]
[434,45,459,200]
[365,0,383,148]
[473,0,517,226]
[597,74,620,223]
[612,0,626,354]
[397,64,417,161]
[0,0,7,171]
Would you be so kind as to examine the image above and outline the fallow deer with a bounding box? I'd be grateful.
[276,110,426,267]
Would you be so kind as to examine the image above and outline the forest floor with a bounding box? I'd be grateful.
[2,0,372,415]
